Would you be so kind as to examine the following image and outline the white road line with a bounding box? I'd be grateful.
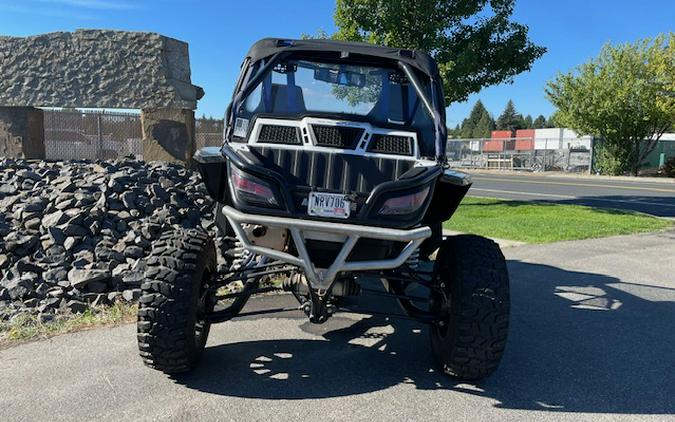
[473,176,675,193]
[470,188,675,209]
[471,188,574,199]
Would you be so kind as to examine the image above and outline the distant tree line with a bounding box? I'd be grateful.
[448,99,555,139]
[197,115,225,133]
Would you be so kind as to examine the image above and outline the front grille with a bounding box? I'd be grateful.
[257,124,301,145]
[310,125,364,149]
[249,147,415,193]
[367,134,414,156]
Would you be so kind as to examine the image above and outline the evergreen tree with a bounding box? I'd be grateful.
[447,124,461,138]
[459,100,490,138]
[473,112,495,138]
[523,114,533,129]
[533,114,547,129]
[496,100,523,131]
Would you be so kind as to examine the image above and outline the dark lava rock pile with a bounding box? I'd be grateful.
[0,158,219,322]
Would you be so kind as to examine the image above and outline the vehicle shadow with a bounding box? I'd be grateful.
[174,260,675,414]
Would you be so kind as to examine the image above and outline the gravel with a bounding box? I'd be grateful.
[0,157,222,322]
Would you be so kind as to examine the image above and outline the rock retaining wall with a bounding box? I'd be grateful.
[0,30,203,109]
[0,159,223,322]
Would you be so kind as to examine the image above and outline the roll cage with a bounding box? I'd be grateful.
[224,39,448,161]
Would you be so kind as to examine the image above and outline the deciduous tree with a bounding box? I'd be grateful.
[546,33,674,175]
[334,0,545,105]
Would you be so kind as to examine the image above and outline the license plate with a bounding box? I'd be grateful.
[307,192,351,219]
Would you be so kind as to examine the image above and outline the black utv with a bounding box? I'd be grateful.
[137,38,509,380]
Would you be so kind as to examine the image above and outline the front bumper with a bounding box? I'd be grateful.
[222,206,431,290]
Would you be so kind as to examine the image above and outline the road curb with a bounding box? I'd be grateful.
[442,229,526,249]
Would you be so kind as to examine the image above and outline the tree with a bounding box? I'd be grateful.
[459,100,488,138]
[333,0,546,105]
[533,114,547,129]
[523,114,533,129]
[456,100,495,138]
[495,100,523,131]
[473,111,495,138]
[546,33,674,176]
[447,124,461,138]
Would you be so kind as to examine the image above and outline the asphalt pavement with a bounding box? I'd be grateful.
[467,172,675,217]
[2,228,675,421]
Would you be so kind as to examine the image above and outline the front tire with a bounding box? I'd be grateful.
[136,228,216,373]
[430,235,510,380]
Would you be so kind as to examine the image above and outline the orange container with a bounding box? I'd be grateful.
[515,129,534,150]
[484,131,514,151]
[483,140,505,152]
[491,130,513,139]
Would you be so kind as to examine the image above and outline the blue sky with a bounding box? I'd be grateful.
[1,0,673,126]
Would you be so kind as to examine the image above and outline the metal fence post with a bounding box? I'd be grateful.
[543,139,548,171]
[96,112,103,159]
[589,137,595,174]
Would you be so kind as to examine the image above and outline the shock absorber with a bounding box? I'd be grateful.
[230,238,251,272]
[405,246,420,270]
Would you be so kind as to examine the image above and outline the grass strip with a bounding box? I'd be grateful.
[443,196,672,243]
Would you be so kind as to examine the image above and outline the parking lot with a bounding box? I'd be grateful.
[2,228,674,421]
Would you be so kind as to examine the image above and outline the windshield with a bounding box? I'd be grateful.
[238,59,435,132]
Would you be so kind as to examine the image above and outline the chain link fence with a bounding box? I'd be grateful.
[195,117,224,149]
[43,109,226,160]
[44,109,143,160]
[446,137,593,173]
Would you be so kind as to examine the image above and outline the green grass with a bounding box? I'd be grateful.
[443,196,672,244]
[0,302,137,348]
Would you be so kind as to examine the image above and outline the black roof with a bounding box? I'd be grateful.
[245,38,439,77]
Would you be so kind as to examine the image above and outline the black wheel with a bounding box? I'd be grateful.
[430,234,510,380]
[136,227,216,373]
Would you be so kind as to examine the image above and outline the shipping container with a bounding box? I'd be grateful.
[484,130,515,151]
[515,129,535,150]
[491,130,513,139]
[482,139,505,152]
[534,128,563,150]
[561,129,592,150]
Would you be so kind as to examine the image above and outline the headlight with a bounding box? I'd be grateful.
[378,186,430,215]
[229,166,280,208]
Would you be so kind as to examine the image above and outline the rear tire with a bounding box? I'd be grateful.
[136,228,216,374]
[430,234,510,380]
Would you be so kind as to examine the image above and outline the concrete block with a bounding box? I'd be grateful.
[0,107,45,159]
[141,108,195,165]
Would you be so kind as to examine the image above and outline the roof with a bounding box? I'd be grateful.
[245,38,439,77]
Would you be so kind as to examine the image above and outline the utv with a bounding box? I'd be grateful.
[137,38,509,380]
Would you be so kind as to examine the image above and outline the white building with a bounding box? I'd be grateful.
[534,128,592,150]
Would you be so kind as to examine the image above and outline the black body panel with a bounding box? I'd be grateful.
[246,38,440,78]
[249,146,415,193]
[194,146,470,231]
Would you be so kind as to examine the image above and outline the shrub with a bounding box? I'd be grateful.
[662,156,675,177]
[594,144,629,175]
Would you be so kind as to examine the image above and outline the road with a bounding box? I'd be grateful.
[467,172,675,217]
[2,229,675,421]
